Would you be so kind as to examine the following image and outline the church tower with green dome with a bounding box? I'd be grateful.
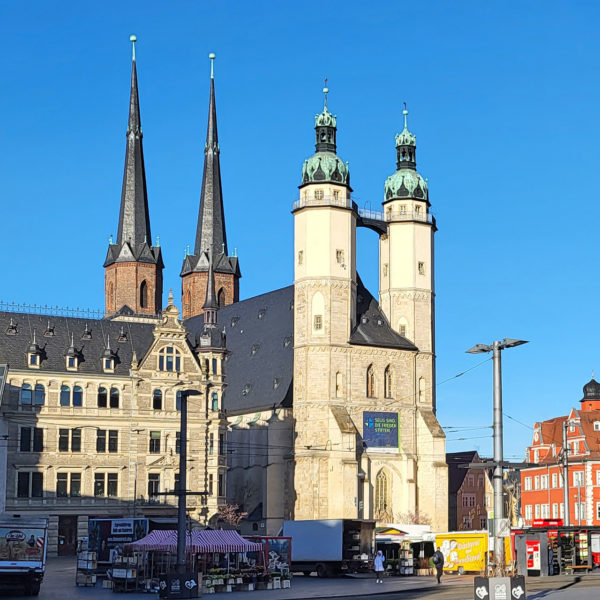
[379,108,437,409]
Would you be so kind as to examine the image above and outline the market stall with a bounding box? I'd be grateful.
[123,530,272,593]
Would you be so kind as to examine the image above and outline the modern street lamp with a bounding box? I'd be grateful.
[466,338,528,575]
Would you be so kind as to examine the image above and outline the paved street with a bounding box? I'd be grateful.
[1,559,599,599]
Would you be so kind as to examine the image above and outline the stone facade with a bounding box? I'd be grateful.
[181,270,239,319]
[105,261,163,317]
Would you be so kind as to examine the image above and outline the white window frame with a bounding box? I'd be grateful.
[535,504,540,519]
[525,505,532,520]
[524,476,532,491]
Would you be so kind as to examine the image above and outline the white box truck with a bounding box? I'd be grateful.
[0,514,49,596]
[283,519,375,577]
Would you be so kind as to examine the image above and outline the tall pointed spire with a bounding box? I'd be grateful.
[104,36,163,318]
[180,53,240,320]
[194,53,227,257]
[116,34,151,247]
[203,251,218,322]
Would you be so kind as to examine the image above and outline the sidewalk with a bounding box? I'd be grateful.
[34,558,474,600]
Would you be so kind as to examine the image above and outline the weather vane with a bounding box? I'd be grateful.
[323,77,329,110]
[209,52,216,79]
[130,34,137,61]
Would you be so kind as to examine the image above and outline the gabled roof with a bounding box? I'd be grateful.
[0,312,155,376]
[447,451,479,495]
[349,277,417,351]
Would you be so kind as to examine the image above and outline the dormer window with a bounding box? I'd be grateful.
[28,353,40,368]
[66,356,78,371]
[211,392,219,411]
[103,358,115,372]
[158,346,181,372]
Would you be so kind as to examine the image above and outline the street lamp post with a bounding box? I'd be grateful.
[176,389,202,575]
[467,338,528,576]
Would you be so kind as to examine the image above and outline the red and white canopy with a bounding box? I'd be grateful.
[127,530,262,553]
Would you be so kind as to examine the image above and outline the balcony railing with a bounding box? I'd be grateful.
[293,195,353,210]
[358,207,434,224]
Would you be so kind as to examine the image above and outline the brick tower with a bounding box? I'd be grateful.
[104,37,163,317]
[181,54,240,319]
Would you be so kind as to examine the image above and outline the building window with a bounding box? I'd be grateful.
[59,429,69,452]
[176,391,181,411]
[219,433,225,456]
[314,189,324,201]
[59,429,80,452]
[534,476,539,490]
[73,386,83,407]
[541,504,550,518]
[573,471,584,487]
[60,385,70,406]
[560,503,564,518]
[541,474,548,489]
[158,347,181,372]
[478,475,484,488]
[575,502,586,522]
[298,250,303,265]
[110,387,119,408]
[103,358,114,372]
[462,493,476,508]
[97,430,106,453]
[399,205,406,215]
[524,477,532,491]
[209,433,214,455]
[366,365,375,398]
[336,249,344,264]
[375,470,390,516]
[20,427,43,452]
[108,430,118,453]
[72,429,81,452]
[335,372,343,398]
[383,263,388,277]
[333,190,340,200]
[418,262,425,275]
[208,474,214,495]
[17,472,43,498]
[211,392,219,412]
[148,473,160,498]
[597,471,600,486]
[535,504,540,519]
[553,503,559,518]
[594,422,600,431]
[596,502,600,520]
[57,473,80,498]
[218,473,225,497]
[384,366,393,399]
[98,387,107,408]
[140,280,148,309]
[480,517,487,529]
[217,288,225,307]
[551,473,557,488]
[66,356,78,370]
[399,324,407,336]
[107,473,118,497]
[94,473,105,497]
[34,385,44,406]
[29,353,39,367]
[313,315,322,330]
[71,473,81,497]
[467,475,475,487]
[153,389,162,411]
[525,505,532,520]
[462,516,472,529]
[149,431,161,454]
[20,383,32,405]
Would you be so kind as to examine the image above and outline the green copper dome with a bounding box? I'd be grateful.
[384,169,428,201]
[384,108,427,201]
[302,152,349,186]
[300,86,350,188]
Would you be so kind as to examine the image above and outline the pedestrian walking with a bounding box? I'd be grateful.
[374,550,385,583]
[432,546,444,584]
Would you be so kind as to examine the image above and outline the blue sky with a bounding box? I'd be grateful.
[1,1,599,459]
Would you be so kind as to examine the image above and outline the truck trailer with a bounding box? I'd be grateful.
[283,519,375,577]
[0,514,49,596]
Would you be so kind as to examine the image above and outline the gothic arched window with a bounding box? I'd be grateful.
[20,384,32,406]
[72,386,83,407]
[217,288,225,307]
[140,280,148,309]
[34,384,45,406]
[109,387,119,408]
[384,366,393,399]
[375,469,390,516]
[60,385,70,406]
[98,387,107,408]
[335,372,343,398]
[366,365,375,398]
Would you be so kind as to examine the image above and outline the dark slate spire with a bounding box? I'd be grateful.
[203,252,219,323]
[105,36,162,268]
[181,53,239,279]
[195,54,228,258]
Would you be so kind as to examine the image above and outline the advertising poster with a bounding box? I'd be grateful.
[436,534,487,572]
[88,519,148,563]
[363,412,400,453]
[0,527,45,562]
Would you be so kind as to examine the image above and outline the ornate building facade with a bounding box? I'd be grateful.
[0,41,448,556]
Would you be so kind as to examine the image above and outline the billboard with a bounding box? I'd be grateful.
[88,518,148,563]
[0,527,45,562]
[363,412,400,453]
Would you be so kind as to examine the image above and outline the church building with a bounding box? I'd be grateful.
[0,39,447,556]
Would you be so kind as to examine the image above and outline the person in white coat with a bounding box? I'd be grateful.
[374,550,385,583]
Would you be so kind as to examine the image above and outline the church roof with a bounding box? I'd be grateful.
[186,285,295,416]
[0,312,155,376]
[447,450,480,494]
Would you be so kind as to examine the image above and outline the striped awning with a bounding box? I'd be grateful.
[127,530,262,553]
